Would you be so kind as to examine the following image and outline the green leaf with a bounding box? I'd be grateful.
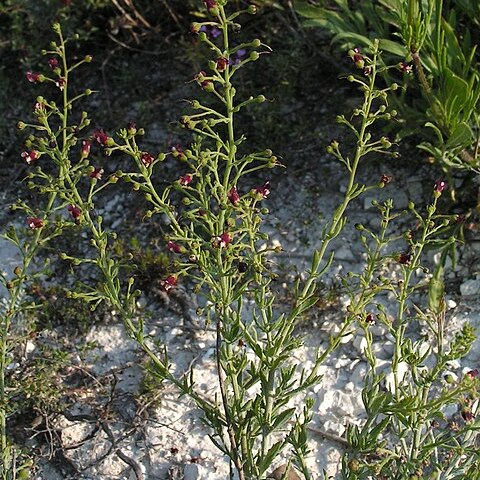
[271,407,296,431]
[446,122,474,149]
[378,38,406,57]
[259,440,285,474]
[332,31,373,49]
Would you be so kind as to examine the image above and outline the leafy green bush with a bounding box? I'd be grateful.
[294,0,480,178]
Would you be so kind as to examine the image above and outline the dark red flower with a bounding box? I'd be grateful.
[26,71,43,83]
[56,77,66,90]
[195,71,213,90]
[89,167,104,180]
[216,57,228,72]
[397,252,411,265]
[350,48,364,69]
[141,152,154,166]
[27,217,44,229]
[171,144,186,161]
[434,179,447,193]
[68,204,82,223]
[179,174,193,186]
[161,275,177,292]
[254,181,271,199]
[365,313,375,324]
[228,186,240,205]
[212,232,232,248]
[127,121,137,135]
[34,101,46,112]
[21,150,39,164]
[461,408,474,422]
[204,0,217,9]
[48,58,59,70]
[400,62,413,74]
[92,129,109,146]
[380,174,392,185]
[167,241,183,254]
[466,369,479,379]
[81,139,91,159]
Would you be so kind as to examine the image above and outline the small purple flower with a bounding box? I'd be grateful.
[461,408,474,422]
[230,49,247,66]
[380,174,392,185]
[199,25,221,39]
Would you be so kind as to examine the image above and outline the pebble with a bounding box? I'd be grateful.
[183,463,208,480]
[349,362,368,385]
[353,336,368,354]
[384,361,408,393]
[460,279,480,297]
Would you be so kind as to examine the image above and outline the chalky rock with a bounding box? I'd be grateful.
[384,361,409,393]
[184,463,208,480]
[353,335,368,355]
[317,390,364,418]
[460,279,480,297]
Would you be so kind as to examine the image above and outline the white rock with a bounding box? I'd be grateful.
[333,357,351,369]
[339,333,354,345]
[442,403,458,418]
[184,463,208,480]
[322,419,346,437]
[384,361,409,393]
[344,381,355,393]
[350,362,368,386]
[446,298,457,309]
[353,336,368,354]
[460,279,480,297]
[335,245,354,262]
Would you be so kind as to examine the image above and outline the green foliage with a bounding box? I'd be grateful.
[294,0,480,176]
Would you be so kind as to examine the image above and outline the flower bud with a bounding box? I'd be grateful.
[248,5,257,14]
[249,51,259,61]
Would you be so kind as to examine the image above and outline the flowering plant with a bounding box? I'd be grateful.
[1,1,479,479]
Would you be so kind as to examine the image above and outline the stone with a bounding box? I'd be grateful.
[460,279,480,297]
[353,336,368,354]
[184,463,208,480]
